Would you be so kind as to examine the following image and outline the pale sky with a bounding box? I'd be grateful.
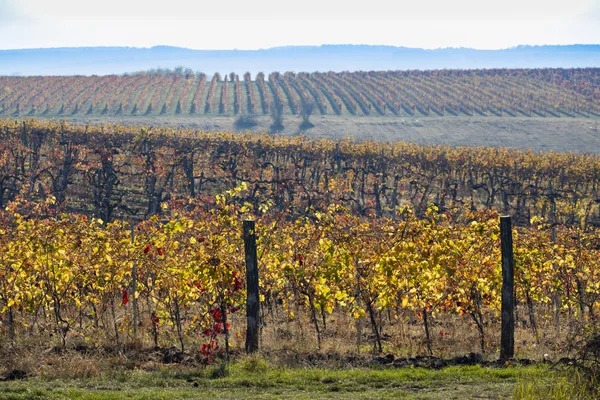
[0,0,599,50]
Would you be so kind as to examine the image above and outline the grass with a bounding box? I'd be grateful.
[0,360,551,400]
[515,367,599,400]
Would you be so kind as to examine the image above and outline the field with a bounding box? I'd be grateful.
[2,67,599,154]
[71,114,600,153]
[0,118,600,398]
[1,68,599,398]
[1,68,599,119]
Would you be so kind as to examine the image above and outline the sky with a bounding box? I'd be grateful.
[0,0,599,50]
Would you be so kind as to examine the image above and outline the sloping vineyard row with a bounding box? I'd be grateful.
[0,68,598,117]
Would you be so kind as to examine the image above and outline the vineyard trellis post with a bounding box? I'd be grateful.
[130,220,139,341]
[500,216,515,361]
[244,220,260,353]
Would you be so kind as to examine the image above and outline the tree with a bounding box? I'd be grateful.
[269,101,284,134]
[299,100,315,130]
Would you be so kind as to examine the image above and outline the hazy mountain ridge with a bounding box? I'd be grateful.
[1,44,599,76]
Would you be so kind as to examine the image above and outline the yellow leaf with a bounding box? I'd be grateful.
[402,296,409,308]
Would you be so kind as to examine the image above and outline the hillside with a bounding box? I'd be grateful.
[1,68,599,119]
[1,44,600,76]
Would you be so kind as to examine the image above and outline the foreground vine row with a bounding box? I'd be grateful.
[1,187,599,358]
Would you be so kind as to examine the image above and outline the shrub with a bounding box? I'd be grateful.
[234,115,258,130]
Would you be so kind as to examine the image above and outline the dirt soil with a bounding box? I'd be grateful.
[59,114,600,153]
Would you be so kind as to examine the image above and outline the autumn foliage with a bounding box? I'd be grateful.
[0,119,599,359]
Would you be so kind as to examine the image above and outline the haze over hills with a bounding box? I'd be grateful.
[1,44,599,76]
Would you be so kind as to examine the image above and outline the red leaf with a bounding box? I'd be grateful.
[122,289,129,306]
[143,244,151,254]
[209,308,223,321]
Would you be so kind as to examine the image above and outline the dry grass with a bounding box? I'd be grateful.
[0,309,586,399]
[255,305,582,364]
[0,294,592,398]
[0,303,586,380]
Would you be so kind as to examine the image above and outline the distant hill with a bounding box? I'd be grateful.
[0,45,599,76]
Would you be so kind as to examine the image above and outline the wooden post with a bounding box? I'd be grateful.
[244,220,260,353]
[131,220,138,341]
[500,216,515,361]
[354,256,362,352]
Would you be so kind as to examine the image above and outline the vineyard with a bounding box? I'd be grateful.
[0,118,599,363]
[1,68,599,119]
[1,119,599,225]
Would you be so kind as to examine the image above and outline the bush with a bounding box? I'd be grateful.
[234,115,258,130]
[269,102,284,134]
[299,120,315,130]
